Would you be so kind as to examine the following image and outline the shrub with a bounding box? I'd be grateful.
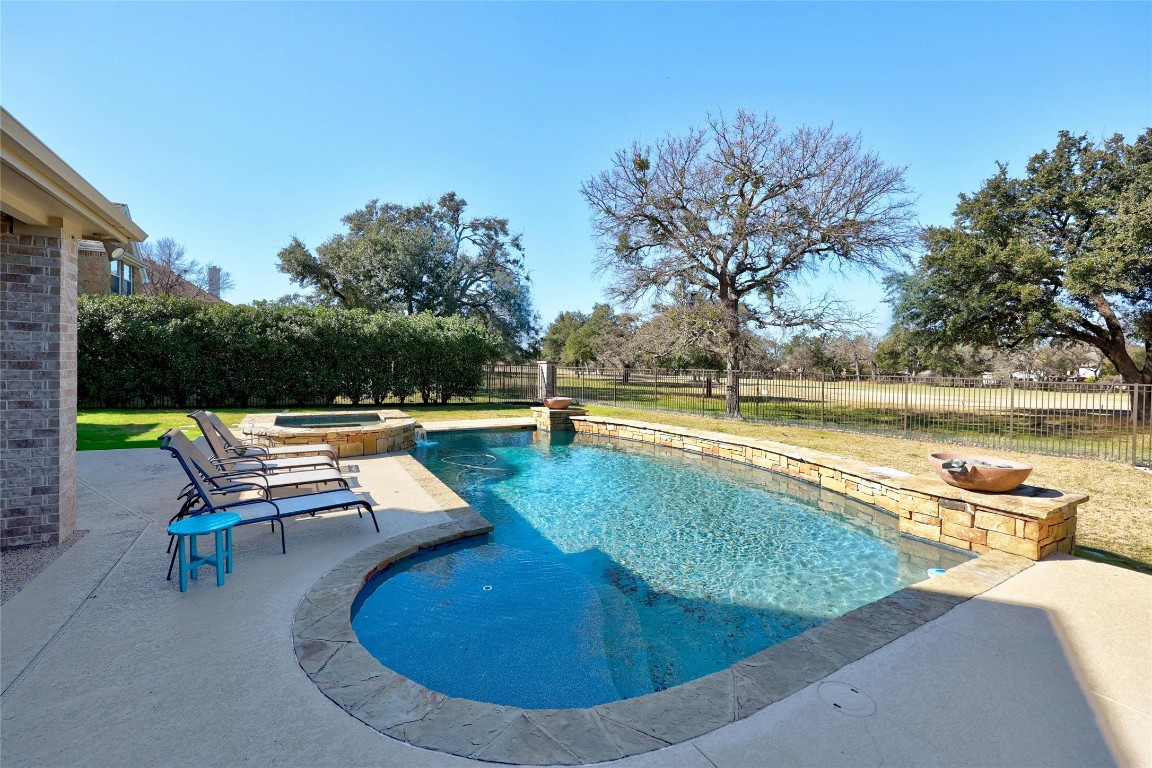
[77,296,500,407]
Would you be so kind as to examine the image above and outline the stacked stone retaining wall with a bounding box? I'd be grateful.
[568,415,1082,562]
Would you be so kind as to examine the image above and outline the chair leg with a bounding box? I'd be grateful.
[167,543,179,580]
[279,518,286,554]
[214,530,225,587]
[167,500,200,554]
[367,505,380,533]
[189,535,199,580]
[225,526,234,574]
[176,536,188,592]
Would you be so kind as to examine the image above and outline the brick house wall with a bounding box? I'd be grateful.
[1,230,79,548]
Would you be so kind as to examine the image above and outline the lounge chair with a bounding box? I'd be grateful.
[192,410,339,465]
[162,430,350,499]
[189,411,337,473]
[160,430,379,556]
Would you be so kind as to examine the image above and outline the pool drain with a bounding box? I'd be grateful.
[818,682,876,717]
[482,585,493,591]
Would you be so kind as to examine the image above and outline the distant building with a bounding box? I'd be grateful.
[138,258,226,304]
[77,205,226,304]
[1065,366,1101,382]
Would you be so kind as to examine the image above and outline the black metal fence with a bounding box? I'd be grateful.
[78,361,1152,465]
[477,364,540,403]
[547,366,1152,466]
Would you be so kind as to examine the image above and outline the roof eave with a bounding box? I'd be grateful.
[0,107,147,243]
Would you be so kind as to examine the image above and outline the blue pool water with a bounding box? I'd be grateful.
[352,430,969,709]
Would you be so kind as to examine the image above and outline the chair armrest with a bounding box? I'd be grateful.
[204,496,282,516]
[212,455,269,471]
[228,440,270,456]
[206,480,267,497]
[208,470,270,491]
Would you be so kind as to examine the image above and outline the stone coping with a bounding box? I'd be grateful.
[294,451,1035,765]
[241,409,415,439]
[572,415,1087,521]
[421,417,536,433]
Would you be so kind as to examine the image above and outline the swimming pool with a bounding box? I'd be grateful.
[352,429,969,709]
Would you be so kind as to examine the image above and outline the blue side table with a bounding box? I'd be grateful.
[167,512,241,592]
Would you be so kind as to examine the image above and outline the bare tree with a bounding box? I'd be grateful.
[581,110,917,417]
[828,333,880,380]
[138,237,235,298]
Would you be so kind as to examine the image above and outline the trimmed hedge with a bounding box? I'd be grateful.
[78,296,502,408]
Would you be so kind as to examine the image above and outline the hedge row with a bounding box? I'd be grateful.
[78,296,502,407]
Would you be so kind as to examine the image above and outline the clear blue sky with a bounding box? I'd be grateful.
[3,2,1149,334]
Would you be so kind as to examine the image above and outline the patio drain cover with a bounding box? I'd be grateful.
[818,682,876,717]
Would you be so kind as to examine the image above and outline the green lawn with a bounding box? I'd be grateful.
[76,404,532,451]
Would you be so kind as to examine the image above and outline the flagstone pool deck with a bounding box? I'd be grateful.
[1,424,1149,767]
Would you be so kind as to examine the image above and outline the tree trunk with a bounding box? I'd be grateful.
[719,288,743,419]
[725,354,741,418]
[1091,336,1152,422]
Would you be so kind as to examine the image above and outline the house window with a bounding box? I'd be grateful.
[109,259,134,295]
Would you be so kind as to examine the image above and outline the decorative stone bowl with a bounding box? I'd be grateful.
[543,397,574,409]
[928,452,1033,493]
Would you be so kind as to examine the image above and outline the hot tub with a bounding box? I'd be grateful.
[239,409,416,458]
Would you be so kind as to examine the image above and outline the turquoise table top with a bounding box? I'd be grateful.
[168,512,242,536]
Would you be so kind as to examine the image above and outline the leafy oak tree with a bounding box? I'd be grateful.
[540,304,637,366]
[889,130,1152,417]
[277,193,538,354]
[581,110,916,417]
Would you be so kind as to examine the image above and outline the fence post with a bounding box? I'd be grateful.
[1008,376,1015,451]
[820,373,826,427]
[1133,384,1140,466]
[537,360,556,401]
[902,376,910,433]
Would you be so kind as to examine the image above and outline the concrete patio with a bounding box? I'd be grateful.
[1,444,1149,767]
